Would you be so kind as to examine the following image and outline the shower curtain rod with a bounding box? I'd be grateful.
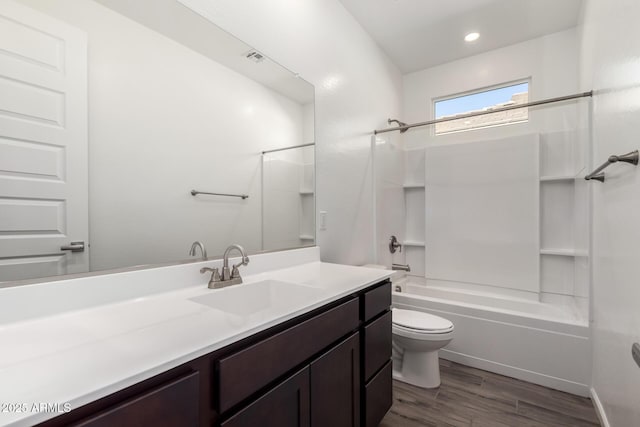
[373,91,593,135]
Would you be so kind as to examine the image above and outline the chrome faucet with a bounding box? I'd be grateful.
[200,266,221,288]
[222,244,250,282]
[200,244,250,289]
[189,241,207,259]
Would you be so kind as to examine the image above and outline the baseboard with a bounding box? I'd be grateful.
[590,387,611,427]
[440,349,591,397]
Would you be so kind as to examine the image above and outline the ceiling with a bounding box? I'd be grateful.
[96,0,314,104]
[339,0,584,73]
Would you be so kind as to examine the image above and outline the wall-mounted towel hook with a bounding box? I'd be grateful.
[585,150,639,182]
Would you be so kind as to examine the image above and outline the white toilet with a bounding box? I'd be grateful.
[392,308,454,388]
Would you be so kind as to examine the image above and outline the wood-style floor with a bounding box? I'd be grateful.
[380,359,600,427]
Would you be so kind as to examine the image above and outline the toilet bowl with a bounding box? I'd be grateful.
[392,308,454,388]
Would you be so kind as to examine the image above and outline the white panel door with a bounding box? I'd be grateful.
[425,134,540,293]
[0,1,88,281]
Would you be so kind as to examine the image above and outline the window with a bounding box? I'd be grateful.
[434,81,529,134]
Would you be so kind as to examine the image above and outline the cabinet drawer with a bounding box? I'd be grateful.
[72,372,199,427]
[222,367,310,427]
[217,298,359,413]
[364,360,392,427]
[364,310,392,381]
[363,282,391,322]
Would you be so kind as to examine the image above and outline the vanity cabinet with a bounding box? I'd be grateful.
[38,280,391,427]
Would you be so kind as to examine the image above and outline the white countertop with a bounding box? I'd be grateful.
[0,251,391,427]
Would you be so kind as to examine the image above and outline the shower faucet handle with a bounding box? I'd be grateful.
[389,235,402,254]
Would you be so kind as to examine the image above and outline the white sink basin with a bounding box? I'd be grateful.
[189,280,323,316]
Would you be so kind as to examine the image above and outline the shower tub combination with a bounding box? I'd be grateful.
[392,275,591,397]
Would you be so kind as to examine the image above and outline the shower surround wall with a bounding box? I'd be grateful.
[374,131,406,268]
[424,134,541,294]
[380,28,592,396]
[580,0,640,425]
[398,28,589,312]
[262,146,315,251]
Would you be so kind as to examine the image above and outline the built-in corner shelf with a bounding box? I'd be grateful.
[540,175,575,182]
[540,248,588,257]
[403,240,425,247]
[403,183,425,189]
[299,189,314,195]
[299,234,314,240]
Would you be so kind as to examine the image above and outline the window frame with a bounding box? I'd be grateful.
[432,78,532,136]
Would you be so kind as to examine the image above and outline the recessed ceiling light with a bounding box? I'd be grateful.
[465,32,480,42]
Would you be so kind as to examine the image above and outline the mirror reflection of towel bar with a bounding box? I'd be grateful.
[585,150,639,182]
[191,190,248,199]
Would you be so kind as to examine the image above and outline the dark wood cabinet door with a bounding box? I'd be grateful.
[72,372,200,427]
[221,367,310,427]
[310,332,360,427]
[364,310,392,381]
[365,361,392,427]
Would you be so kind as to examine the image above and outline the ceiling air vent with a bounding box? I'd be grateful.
[245,50,265,63]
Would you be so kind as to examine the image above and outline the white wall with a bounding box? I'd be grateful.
[403,28,580,150]
[21,0,307,269]
[579,1,640,425]
[179,0,403,266]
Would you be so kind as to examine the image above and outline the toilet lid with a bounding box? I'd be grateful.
[392,308,454,332]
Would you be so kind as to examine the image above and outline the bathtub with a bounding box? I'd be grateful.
[392,277,591,396]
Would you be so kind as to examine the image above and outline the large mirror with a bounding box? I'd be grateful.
[0,0,315,283]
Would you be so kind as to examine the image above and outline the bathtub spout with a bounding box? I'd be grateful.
[392,263,411,272]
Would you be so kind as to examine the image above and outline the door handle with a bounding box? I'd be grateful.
[61,241,85,253]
